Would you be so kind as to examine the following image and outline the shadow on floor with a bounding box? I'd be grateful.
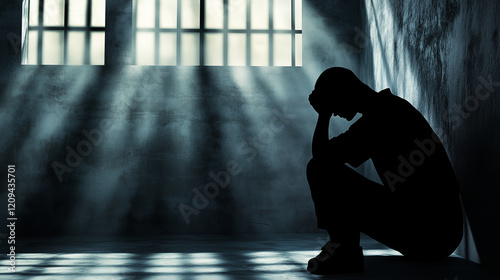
[2,234,498,280]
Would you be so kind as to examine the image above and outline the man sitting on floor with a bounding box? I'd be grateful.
[306,67,463,275]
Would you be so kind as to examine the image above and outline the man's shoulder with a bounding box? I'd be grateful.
[376,88,418,114]
[354,88,424,132]
[378,88,393,95]
[376,88,404,104]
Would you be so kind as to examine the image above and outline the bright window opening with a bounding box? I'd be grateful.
[133,0,302,66]
[23,0,106,65]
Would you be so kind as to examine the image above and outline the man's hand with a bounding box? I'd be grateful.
[309,92,332,116]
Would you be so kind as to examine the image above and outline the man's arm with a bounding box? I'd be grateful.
[312,114,332,158]
[311,112,372,166]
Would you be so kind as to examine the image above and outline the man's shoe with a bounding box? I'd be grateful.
[307,241,364,275]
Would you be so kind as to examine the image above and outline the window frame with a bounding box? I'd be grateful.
[22,0,303,67]
[25,0,106,65]
[132,0,302,66]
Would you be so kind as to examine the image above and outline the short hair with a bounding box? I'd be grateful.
[314,67,364,94]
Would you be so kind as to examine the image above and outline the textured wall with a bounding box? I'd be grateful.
[0,1,361,236]
[360,0,500,269]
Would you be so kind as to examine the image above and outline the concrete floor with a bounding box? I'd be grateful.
[1,233,498,280]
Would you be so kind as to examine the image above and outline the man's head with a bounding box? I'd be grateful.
[311,67,374,120]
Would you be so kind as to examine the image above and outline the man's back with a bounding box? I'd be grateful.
[371,89,458,193]
[332,89,459,195]
[359,89,462,236]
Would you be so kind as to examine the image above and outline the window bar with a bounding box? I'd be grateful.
[63,0,68,64]
[84,0,92,64]
[245,0,250,66]
[291,0,296,66]
[176,0,182,65]
[132,0,138,65]
[268,0,273,66]
[25,0,30,65]
[37,0,44,65]
[200,0,205,65]
[155,0,160,65]
[223,0,228,66]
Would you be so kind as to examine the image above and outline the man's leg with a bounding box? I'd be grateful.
[306,157,391,274]
[306,158,426,257]
[361,188,463,261]
[306,157,391,244]
[306,157,463,266]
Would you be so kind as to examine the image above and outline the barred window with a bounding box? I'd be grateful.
[23,0,106,65]
[133,0,302,66]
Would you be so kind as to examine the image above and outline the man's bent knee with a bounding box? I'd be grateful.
[307,157,347,185]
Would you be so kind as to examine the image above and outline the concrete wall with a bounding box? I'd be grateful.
[4,0,499,270]
[0,1,361,235]
[360,0,500,269]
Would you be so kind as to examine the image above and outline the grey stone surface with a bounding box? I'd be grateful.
[0,0,361,236]
[1,233,497,280]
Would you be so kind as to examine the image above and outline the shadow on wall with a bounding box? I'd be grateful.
[0,65,321,235]
[0,0,366,236]
[360,0,500,270]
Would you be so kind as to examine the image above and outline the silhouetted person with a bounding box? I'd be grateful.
[306,67,463,275]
